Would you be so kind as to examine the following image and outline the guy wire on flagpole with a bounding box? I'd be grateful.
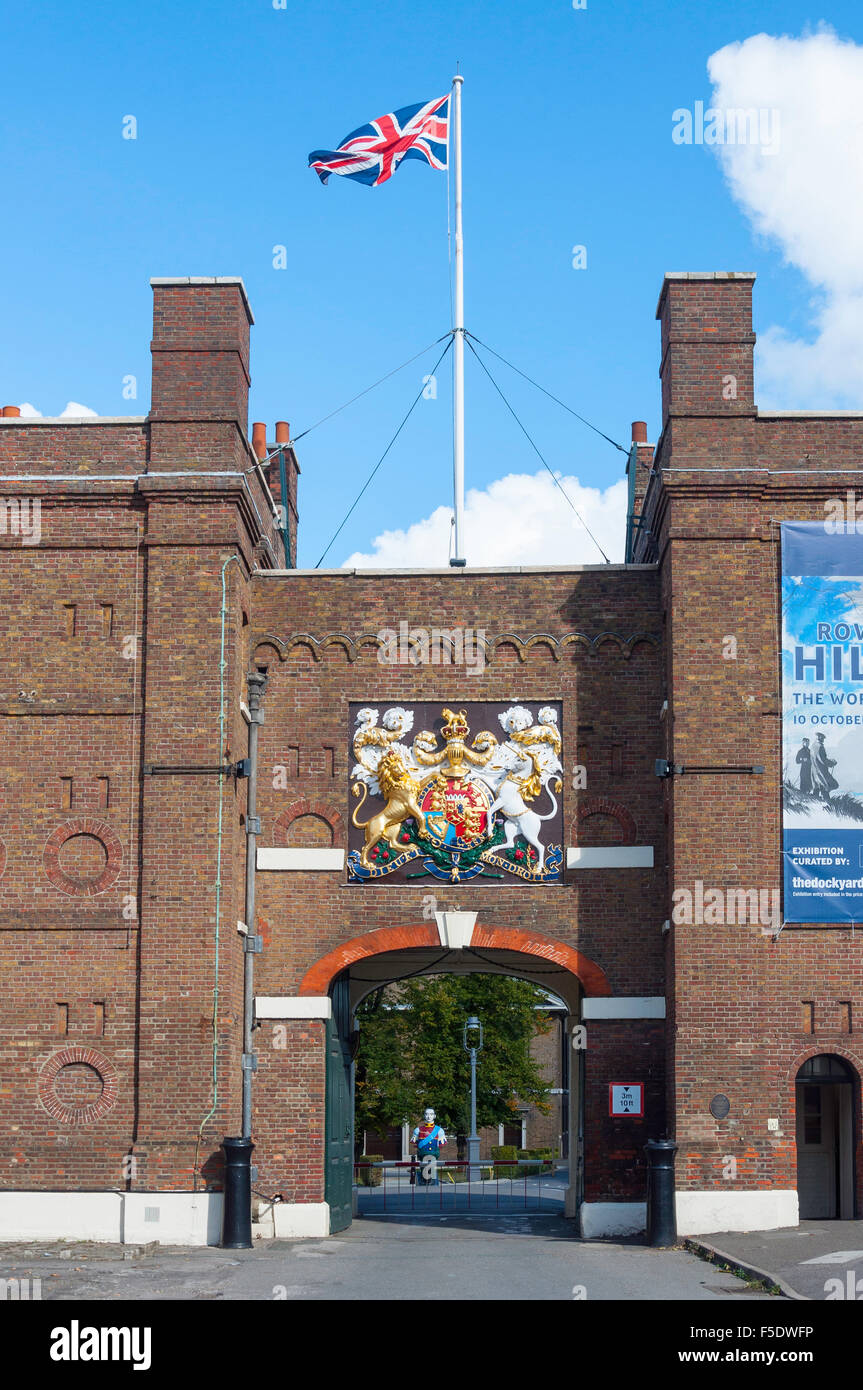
[289,333,451,444]
[465,335,612,564]
[315,335,454,568]
[465,330,629,455]
[301,84,630,568]
[450,71,466,567]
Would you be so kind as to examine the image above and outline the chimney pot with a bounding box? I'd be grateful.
[2,406,21,417]
[631,420,647,444]
[275,420,290,445]
[251,421,267,460]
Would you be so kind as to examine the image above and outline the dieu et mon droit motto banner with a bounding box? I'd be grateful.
[782,521,863,922]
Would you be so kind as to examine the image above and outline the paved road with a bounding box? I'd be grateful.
[692,1219,863,1301]
[1,1215,773,1301]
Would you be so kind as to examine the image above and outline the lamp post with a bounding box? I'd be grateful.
[463,1014,484,1182]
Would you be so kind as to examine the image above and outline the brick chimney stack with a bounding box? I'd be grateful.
[265,420,300,569]
[626,420,654,561]
[656,272,756,429]
[149,276,254,469]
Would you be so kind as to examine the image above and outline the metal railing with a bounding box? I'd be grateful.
[353,1158,564,1214]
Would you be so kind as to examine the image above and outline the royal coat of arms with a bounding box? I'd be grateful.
[348,702,564,882]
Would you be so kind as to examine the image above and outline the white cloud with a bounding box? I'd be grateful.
[707,28,863,406]
[342,471,627,568]
[15,401,98,418]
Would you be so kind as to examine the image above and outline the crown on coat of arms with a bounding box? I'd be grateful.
[441,707,469,740]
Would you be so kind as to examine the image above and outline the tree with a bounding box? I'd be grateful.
[354,974,552,1144]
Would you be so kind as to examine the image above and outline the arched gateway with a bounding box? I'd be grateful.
[306,923,611,1231]
[298,922,612,1003]
[252,920,656,1238]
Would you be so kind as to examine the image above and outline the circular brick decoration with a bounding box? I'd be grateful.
[38,1046,118,1124]
[55,1063,104,1106]
[43,818,122,896]
[59,834,108,878]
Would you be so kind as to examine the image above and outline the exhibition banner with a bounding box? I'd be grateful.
[782,521,863,922]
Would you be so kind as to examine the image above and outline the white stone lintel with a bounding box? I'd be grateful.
[257,847,345,871]
[255,996,332,1020]
[567,846,654,869]
[582,996,666,1019]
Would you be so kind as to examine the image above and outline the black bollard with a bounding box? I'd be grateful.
[645,1138,678,1247]
[221,1136,254,1249]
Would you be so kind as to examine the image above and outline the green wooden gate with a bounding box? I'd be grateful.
[325,972,353,1233]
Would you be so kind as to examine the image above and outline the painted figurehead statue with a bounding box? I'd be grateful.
[411,1107,447,1160]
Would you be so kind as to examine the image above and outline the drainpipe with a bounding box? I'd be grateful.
[242,668,268,1139]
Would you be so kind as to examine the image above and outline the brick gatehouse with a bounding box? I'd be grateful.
[0,272,860,1243]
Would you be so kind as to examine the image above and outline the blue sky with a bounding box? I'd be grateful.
[2,1,862,567]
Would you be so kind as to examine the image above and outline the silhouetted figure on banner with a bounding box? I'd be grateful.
[795,738,812,794]
[811,733,839,801]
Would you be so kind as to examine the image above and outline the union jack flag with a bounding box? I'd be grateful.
[308,95,449,187]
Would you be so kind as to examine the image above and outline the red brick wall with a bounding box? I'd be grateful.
[248,566,665,1202]
[0,280,271,1195]
[4,269,858,1222]
[642,272,863,1205]
[253,1020,326,1203]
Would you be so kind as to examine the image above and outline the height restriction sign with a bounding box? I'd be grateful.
[609,1084,643,1116]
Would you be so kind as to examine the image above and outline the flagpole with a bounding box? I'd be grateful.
[450,73,466,567]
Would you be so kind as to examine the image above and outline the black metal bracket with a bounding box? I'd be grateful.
[143,761,249,777]
[655,759,764,778]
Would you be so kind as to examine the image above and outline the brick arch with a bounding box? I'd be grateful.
[272,800,345,849]
[572,797,637,846]
[784,1047,863,1217]
[784,1044,863,1092]
[298,923,612,998]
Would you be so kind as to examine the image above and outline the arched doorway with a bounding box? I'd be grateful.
[795,1054,856,1219]
[302,923,612,1232]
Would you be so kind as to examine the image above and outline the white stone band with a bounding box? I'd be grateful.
[582,997,666,1019]
[255,996,332,1020]
[567,846,654,869]
[257,847,345,871]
